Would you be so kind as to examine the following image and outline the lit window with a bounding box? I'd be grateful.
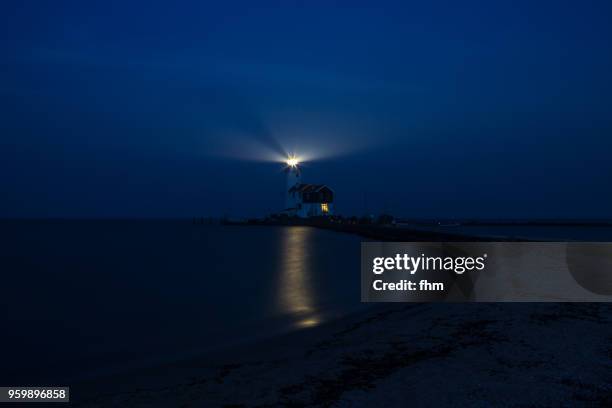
[321,203,329,213]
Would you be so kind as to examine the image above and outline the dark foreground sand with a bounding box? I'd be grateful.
[75,303,611,407]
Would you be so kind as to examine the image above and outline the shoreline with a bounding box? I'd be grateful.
[74,303,612,407]
[223,219,530,242]
[72,304,385,404]
[222,219,612,242]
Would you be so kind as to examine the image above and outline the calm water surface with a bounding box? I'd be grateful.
[0,221,364,384]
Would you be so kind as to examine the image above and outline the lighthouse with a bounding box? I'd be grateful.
[285,157,301,209]
[283,155,335,217]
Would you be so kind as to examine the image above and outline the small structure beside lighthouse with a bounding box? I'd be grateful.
[284,156,334,217]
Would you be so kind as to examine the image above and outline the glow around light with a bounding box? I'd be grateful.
[207,112,373,164]
[286,155,300,167]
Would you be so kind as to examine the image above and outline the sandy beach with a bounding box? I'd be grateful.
[74,303,612,407]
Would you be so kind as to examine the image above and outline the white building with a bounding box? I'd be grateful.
[284,164,334,217]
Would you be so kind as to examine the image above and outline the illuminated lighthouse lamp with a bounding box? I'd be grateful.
[286,155,300,168]
[283,154,333,217]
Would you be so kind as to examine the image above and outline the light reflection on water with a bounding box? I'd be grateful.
[278,226,321,328]
[1,221,366,384]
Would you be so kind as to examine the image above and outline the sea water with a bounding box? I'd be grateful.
[0,220,364,384]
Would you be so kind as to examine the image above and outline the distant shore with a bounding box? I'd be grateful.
[221,218,529,242]
[215,216,612,242]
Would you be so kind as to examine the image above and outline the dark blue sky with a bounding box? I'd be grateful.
[1,0,611,218]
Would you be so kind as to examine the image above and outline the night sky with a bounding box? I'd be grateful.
[1,1,611,219]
